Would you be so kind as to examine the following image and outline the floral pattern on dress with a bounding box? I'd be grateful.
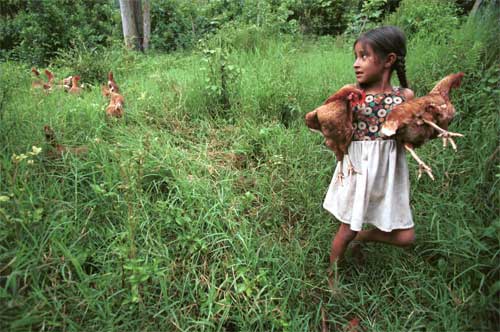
[352,87,406,141]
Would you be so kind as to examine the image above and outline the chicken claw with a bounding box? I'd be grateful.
[345,154,360,176]
[422,119,464,151]
[404,144,435,180]
[334,161,345,186]
[417,163,434,181]
[438,131,464,151]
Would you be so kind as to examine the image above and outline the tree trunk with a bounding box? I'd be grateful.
[119,0,151,51]
[142,0,151,51]
[470,0,483,15]
[119,0,141,50]
[133,0,144,50]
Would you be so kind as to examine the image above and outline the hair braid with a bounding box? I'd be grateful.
[395,55,408,88]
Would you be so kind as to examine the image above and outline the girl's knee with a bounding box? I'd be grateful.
[338,223,358,242]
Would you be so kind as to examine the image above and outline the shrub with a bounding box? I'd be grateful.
[0,0,119,64]
[150,0,208,51]
[384,0,460,42]
[51,42,119,84]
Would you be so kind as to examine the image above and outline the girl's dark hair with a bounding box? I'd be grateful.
[355,26,408,88]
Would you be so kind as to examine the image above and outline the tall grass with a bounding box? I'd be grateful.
[0,9,498,332]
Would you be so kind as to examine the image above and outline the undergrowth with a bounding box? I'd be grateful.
[0,6,498,332]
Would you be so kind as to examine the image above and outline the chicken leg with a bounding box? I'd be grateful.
[334,160,345,186]
[345,154,360,176]
[422,119,464,151]
[404,144,435,180]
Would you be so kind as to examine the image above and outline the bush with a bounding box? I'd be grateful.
[405,3,499,93]
[0,0,119,64]
[384,0,460,42]
[150,0,208,51]
[283,0,358,35]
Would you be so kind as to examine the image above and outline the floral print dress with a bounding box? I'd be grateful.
[353,87,405,141]
[323,87,414,232]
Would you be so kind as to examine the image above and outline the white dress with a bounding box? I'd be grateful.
[322,88,414,232]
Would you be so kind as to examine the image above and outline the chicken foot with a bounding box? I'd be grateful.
[404,144,435,180]
[345,154,360,176]
[334,160,345,186]
[333,156,360,186]
[422,119,464,151]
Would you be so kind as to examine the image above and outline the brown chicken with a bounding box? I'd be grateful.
[380,72,465,179]
[68,76,82,94]
[102,85,124,118]
[305,85,364,185]
[44,69,55,88]
[107,71,120,93]
[31,67,51,91]
[61,76,73,90]
[43,125,88,158]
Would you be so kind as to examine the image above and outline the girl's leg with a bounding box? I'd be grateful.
[353,227,415,247]
[330,223,358,265]
[328,223,357,290]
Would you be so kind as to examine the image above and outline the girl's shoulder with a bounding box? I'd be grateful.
[397,87,415,101]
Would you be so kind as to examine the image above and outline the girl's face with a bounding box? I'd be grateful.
[353,42,385,86]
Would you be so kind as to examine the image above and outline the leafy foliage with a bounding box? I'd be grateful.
[0,0,118,64]
[384,0,460,41]
[0,1,499,331]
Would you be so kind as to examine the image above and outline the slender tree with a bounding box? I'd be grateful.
[142,0,151,50]
[119,0,150,51]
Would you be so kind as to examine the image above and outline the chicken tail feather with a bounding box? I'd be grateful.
[430,72,464,101]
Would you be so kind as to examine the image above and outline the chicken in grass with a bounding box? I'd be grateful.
[61,75,73,91]
[102,85,124,118]
[305,85,364,185]
[107,71,120,93]
[36,69,73,91]
[43,125,88,158]
[31,67,51,91]
[380,72,465,180]
[68,76,82,94]
[44,69,55,89]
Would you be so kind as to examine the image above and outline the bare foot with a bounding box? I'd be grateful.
[327,265,341,295]
[350,241,366,265]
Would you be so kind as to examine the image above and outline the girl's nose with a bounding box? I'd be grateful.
[353,58,360,68]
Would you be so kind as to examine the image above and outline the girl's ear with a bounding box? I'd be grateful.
[385,52,397,69]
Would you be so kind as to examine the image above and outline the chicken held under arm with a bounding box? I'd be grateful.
[305,85,364,185]
[380,72,465,179]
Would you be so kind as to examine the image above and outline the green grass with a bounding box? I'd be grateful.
[0,15,499,332]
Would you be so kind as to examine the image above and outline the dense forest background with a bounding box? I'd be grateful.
[0,0,484,64]
[0,0,499,331]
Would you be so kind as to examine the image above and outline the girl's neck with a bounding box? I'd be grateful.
[358,70,393,94]
[358,80,393,95]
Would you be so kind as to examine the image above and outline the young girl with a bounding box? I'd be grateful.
[324,26,416,280]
